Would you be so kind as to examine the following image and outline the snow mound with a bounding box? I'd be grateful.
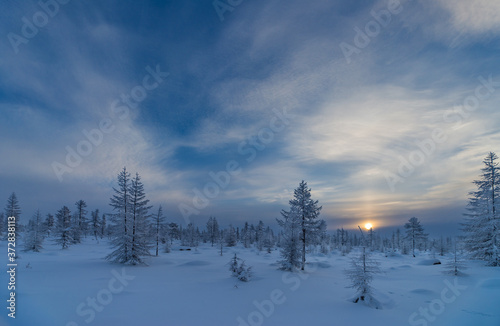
[417,259,441,265]
[311,252,327,257]
[348,290,395,310]
[372,289,396,309]
[389,264,412,271]
[410,289,435,295]
[179,260,210,267]
[308,261,331,269]
[386,252,402,258]
[479,279,500,289]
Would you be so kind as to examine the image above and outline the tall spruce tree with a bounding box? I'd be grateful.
[44,213,55,237]
[277,206,302,271]
[183,223,199,247]
[404,217,427,257]
[241,222,250,248]
[463,152,500,266]
[107,169,153,265]
[54,206,73,249]
[206,216,219,247]
[24,209,44,252]
[74,200,88,242]
[91,209,100,241]
[128,172,153,264]
[101,214,106,239]
[225,225,237,247]
[106,167,133,263]
[283,181,322,270]
[153,205,166,256]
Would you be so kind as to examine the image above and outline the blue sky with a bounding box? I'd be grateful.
[1,0,500,235]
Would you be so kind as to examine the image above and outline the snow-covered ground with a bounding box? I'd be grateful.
[1,239,499,326]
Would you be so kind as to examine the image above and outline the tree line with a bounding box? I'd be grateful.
[2,152,498,269]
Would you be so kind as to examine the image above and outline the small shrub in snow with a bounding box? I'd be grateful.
[345,248,381,308]
[164,241,171,253]
[237,261,252,282]
[444,242,467,276]
[228,254,252,282]
[229,254,239,276]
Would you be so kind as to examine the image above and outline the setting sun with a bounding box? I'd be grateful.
[364,223,373,230]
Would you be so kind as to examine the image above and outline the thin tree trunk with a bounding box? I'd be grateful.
[302,226,306,270]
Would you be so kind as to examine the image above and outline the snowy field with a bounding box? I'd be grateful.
[1,239,499,326]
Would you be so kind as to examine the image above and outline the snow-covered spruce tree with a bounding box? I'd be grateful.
[225,224,237,247]
[167,222,179,245]
[256,220,265,251]
[404,217,428,257]
[153,205,166,256]
[90,209,100,241]
[249,224,256,245]
[71,211,81,244]
[54,206,73,249]
[462,152,500,266]
[228,253,240,277]
[100,214,106,239]
[106,167,133,264]
[317,220,330,254]
[218,230,224,256]
[237,261,252,282]
[4,192,21,241]
[44,213,54,237]
[206,216,219,247]
[438,236,447,256]
[277,206,302,271]
[368,227,374,251]
[337,228,350,255]
[74,199,88,242]
[241,222,250,248]
[345,246,381,308]
[263,227,274,253]
[345,227,381,308]
[228,254,252,282]
[128,172,153,265]
[183,223,199,247]
[444,240,467,276]
[24,209,44,252]
[283,180,323,270]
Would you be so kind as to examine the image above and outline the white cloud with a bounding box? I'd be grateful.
[437,0,500,34]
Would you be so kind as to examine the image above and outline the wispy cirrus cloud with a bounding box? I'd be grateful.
[1,0,500,234]
[436,0,500,35]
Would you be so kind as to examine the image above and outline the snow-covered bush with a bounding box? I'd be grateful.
[444,242,467,276]
[345,248,381,308]
[228,254,252,282]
